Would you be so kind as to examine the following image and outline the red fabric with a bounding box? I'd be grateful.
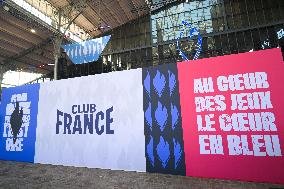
[177,48,284,184]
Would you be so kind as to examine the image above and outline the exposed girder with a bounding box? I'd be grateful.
[0,38,52,72]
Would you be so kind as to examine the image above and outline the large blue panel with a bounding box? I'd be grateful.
[0,84,40,162]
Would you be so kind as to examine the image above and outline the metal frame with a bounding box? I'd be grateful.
[0,38,52,73]
[51,0,87,80]
[0,0,79,74]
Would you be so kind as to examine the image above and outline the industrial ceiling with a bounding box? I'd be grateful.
[0,2,55,74]
[0,0,150,75]
[46,0,150,37]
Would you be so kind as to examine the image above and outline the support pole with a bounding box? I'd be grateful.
[53,9,62,81]
[53,35,62,81]
[53,7,84,80]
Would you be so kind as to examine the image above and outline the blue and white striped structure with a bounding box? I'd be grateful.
[62,35,111,64]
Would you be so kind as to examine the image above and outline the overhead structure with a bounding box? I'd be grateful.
[1,38,53,73]
[0,0,151,74]
[51,0,88,80]
[46,0,150,37]
[0,1,55,74]
[0,0,96,74]
[0,0,179,87]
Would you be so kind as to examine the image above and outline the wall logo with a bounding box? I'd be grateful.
[56,104,114,135]
[0,84,39,162]
[3,93,31,152]
[176,20,202,61]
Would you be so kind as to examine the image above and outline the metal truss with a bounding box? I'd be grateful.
[0,38,53,73]
[52,0,87,80]
[0,0,87,80]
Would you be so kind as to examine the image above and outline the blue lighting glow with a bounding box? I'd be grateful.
[176,20,202,61]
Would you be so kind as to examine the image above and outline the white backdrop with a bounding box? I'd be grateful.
[35,69,146,172]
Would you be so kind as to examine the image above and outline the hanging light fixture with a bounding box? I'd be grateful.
[30,28,36,33]
[97,0,111,32]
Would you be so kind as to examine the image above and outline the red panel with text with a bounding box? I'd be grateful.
[177,48,284,184]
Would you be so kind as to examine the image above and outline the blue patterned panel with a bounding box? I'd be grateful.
[145,102,152,131]
[168,71,176,97]
[144,71,151,98]
[153,70,166,98]
[155,102,168,132]
[173,138,182,169]
[157,136,170,168]
[147,136,154,167]
[143,64,186,175]
[171,104,179,130]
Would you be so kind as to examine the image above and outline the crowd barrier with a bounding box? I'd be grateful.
[1,48,284,184]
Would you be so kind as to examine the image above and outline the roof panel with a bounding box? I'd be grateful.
[46,0,149,37]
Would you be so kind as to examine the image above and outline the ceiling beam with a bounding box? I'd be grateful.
[4,0,59,35]
[0,30,54,56]
[0,18,44,45]
[0,9,50,40]
[0,37,54,62]
[117,0,134,21]
[62,0,95,35]
[101,1,122,26]
[86,1,118,26]
[0,41,53,66]
[129,0,141,17]
[0,48,51,73]
[1,38,52,72]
